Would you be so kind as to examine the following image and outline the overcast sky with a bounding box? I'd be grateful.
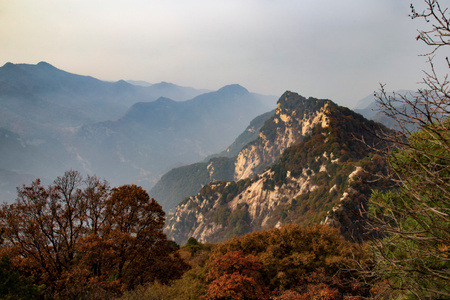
[0,0,437,107]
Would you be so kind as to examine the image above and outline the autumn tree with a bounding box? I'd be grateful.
[117,224,373,299]
[362,0,450,298]
[76,184,187,291]
[0,170,188,299]
[204,250,269,300]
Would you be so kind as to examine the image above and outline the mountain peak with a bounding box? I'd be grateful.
[157,81,176,87]
[165,94,388,243]
[114,79,133,88]
[2,62,16,68]
[217,84,249,95]
[37,61,56,68]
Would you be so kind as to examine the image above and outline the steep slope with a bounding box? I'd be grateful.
[150,110,275,213]
[165,92,388,244]
[151,91,335,213]
[233,92,334,181]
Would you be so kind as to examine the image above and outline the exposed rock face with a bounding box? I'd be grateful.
[149,110,275,214]
[322,156,391,242]
[165,91,388,245]
[152,93,334,214]
[229,169,318,225]
[233,92,334,181]
[166,151,339,244]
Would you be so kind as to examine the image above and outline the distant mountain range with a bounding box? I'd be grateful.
[353,89,418,130]
[0,62,210,137]
[73,84,276,187]
[0,62,276,203]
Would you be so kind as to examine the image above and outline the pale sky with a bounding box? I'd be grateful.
[0,0,437,107]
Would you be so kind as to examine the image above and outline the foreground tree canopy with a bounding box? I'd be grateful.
[365,0,450,298]
[209,224,373,299]
[0,170,189,299]
[118,224,376,300]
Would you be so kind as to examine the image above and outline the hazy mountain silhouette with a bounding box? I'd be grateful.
[0,62,209,137]
[127,80,211,100]
[0,62,276,203]
[74,84,275,188]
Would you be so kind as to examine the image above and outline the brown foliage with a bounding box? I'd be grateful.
[210,224,373,299]
[0,170,189,299]
[204,250,269,300]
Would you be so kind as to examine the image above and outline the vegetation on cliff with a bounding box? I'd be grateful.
[165,97,390,244]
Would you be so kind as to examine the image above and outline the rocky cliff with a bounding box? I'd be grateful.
[165,92,388,244]
[233,92,335,180]
[151,92,336,213]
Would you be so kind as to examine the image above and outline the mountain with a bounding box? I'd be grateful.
[0,62,139,132]
[0,62,276,204]
[165,91,389,244]
[150,110,276,213]
[0,62,209,137]
[73,84,275,189]
[151,91,338,214]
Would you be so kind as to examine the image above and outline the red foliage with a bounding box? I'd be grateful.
[205,250,269,300]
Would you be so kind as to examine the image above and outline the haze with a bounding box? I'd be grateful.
[0,0,431,107]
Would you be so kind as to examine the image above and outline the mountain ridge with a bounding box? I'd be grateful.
[74,83,275,189]
[150,91,337,214]
[164,92,388,244]
[0,62,276,203]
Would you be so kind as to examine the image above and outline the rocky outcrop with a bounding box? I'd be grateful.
[166,151,340,244]
[152,93,335,214]
[233,92,334,181]
[165,92,388,244]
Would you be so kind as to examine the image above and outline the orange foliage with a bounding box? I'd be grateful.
[209,224,373,299]
[0,171,189,298]
[204,250,269,300]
